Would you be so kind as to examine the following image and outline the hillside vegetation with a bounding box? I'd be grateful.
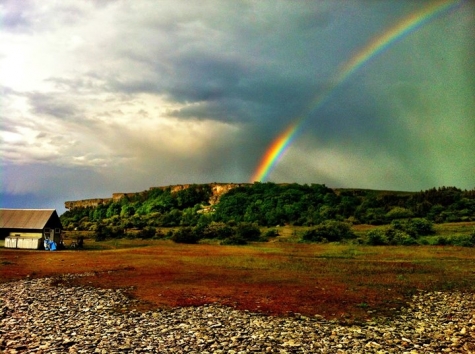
[60,183,475,246]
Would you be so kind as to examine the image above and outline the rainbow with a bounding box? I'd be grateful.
[250,0,463,183]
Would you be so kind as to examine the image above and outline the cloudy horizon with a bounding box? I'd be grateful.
[1,0,474,214]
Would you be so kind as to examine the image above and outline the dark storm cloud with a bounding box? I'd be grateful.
[96,1,341,129]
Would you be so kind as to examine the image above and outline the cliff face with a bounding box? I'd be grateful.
[64,183,250,210]
[64,198,112,210]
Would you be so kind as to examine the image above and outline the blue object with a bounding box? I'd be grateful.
[44,239,56,251]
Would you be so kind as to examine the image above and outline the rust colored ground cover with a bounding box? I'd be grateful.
[1,241,475,320]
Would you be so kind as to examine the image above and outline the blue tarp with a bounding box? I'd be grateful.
[44,239,57,251]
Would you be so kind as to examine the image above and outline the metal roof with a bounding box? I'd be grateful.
[0,209,57,230]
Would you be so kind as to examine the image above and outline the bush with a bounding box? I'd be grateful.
[137,227,156,239]
[301,228,326,243]
[406,218,435,236]
[171,227,200,244]
[94,224,107,242]
[94,224,124,241]
[302,221,355,243]
[400,235,419,246]
[264,229,279,238]
[366,228,388,246]
[385,228,412,245]
[221,236,248,245]
[455,237,475,247]
[452,231,475,247]
[435,236,450,246]
[200,222,234,240]
[235,223,261,241]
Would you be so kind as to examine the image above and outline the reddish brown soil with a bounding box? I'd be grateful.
[1,241,475,320]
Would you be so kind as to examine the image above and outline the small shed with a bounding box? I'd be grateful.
[0,209,63,250]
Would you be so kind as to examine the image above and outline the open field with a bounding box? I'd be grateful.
[2,227,475,321]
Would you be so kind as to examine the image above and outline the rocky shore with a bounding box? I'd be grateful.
[1,275,474,353]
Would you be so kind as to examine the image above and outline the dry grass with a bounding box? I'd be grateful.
[2,236,475,321]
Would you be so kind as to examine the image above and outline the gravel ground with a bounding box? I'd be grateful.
[1,275,475,353]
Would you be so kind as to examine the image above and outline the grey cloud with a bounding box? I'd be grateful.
[44,75,107,93]
[1,9,29,31]
[24,92,83,121]
[0,0,33,32]
[95,1,340,127]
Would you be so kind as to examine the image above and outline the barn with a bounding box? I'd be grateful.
[0,209,63,250]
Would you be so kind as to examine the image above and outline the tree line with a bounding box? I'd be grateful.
[60,183,475,245]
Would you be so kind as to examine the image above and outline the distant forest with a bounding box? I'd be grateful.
[61,183,475,231]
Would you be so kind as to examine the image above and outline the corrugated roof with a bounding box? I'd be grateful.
[0,209,56,230]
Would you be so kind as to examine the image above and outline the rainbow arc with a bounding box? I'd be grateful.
[250,0,463,183]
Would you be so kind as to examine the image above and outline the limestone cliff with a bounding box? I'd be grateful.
[65,183,250,210]
[64,198,112,210]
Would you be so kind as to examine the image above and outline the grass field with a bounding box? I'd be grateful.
[2,224,475,321]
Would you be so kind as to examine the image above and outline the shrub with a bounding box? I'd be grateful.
[455,237,474,247]
[406,218,435,236]
[470,228,475,244]
[264,229,279,238]
[301,228,326,243]
[137,226,156,239]
[452,231,475,247]
[389,218,434,239]
[419,238,430,245]
[366,228,388,246]
[435,236,450,246]
[171,227,200,244]
[385,228,412,245]
[302,221,355,243]
[221,236,247,245]
[94,224,124,241]
[400,235,419,246]
[200,223,234,240]
[235,223,261,241]
[366,224,423,246]
[94,224,108,242]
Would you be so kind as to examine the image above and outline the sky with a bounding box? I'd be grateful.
[1,0,474,214]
